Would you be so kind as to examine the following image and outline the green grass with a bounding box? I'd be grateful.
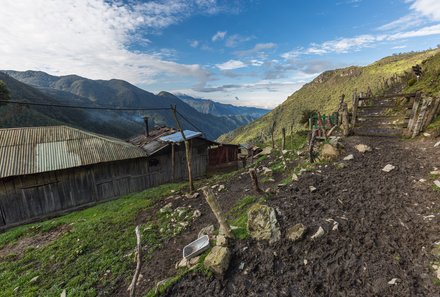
[221,49,440,144]
[0,182,189,297]
[227,195,262,240]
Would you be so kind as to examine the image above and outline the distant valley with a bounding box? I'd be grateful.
[0,70,268,140]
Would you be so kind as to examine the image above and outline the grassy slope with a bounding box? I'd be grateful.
[0,183,189,297]
[220,49,440,144]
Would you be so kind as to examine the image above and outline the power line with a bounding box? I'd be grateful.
[0,99,171,111]
[176,110,205,134]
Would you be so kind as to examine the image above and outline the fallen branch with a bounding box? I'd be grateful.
[326,125,338,138]
[128,226,142,297]
[202,187,234,238]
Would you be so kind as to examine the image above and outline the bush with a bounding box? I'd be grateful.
[0,80,10,101]
[300,109,317,124]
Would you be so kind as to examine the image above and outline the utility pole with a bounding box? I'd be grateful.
[171,105,194,193]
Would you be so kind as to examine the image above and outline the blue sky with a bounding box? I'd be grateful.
[1,0,440,108]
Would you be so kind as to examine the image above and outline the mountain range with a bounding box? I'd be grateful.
[0,70,267,140]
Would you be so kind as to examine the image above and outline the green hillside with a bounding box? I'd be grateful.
[220,49,440,144]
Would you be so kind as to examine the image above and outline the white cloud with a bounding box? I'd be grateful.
[190,40,199,48]
[409,0,440,21]
[235,43,277,56]
[0,0,225,85]
[378,13,425,31]
[225,34,253,47]
[216,60,246,70]
[212,31,227,41]
[388,23,440,40]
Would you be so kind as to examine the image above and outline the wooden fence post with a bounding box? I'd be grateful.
[342,102,349,137]
[201,187,233,238]
[248,168,263,193]
[270,121,276,149]
[171,105,194,193]
[351,89,359,128]
[281,128,286,150]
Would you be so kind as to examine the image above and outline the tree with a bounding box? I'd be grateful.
[0,80,10,101]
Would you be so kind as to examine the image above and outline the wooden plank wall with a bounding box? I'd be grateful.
[0,142,209,230]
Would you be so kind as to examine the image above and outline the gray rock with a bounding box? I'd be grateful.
[193,209,201,218]
[198,224,215,238]
[292,173,299,181]
[204,246,231,275]
[286,223,307,241]
[309,186,317,193]
[382,164,396,172]
[310,226,324,240]
[355,144,372,153]
[343,154,354,161]
[247,204,281,244]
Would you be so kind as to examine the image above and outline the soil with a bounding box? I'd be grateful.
[160,136,440,297]
[0,225,70,259]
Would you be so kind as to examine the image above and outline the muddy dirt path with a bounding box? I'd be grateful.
[165,136,440,297]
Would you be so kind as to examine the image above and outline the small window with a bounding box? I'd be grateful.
[148,158,160,167]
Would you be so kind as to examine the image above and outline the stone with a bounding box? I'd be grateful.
[189,256,200,266]
[193,209,201,218]
[286,223,307,241]
[423,132,431,137]
[198,224,215,238]
[217,185,225,192]
[282,149,289,154]
[29,276,39,284]
[204,246,231,275]
[309,186,317,193]
[238,262,245,270]
[216,235,228,246]
[175,207,187,217]
[176,258,188,269]
[419,179,427,183]
[247,203,281,244]
[388,278,399,285]
[382,164,396,172]
[268,178,275,182]
[262,167,273,176]
[292,173,299,181]
[159,203,173,213]
[435,141,440,147]
[260,147,273,155]
[321,144,339,160]
[430,171,440,175]
[329,136,341,147]
[61,289,67,297]
[310,226,325,240]
[355,144,372,153]
[343,154,354,161]
[434,180,440,188]
[185,192,200,199]
[432,264,440,280]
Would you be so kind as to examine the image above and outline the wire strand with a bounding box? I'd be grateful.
[0,99,171,111]
[176,110,205,134]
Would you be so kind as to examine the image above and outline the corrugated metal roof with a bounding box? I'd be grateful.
[159,130,202,143]
[0,126,147,178]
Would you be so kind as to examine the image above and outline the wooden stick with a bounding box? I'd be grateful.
[281,128,286,150]
[201,187,233,238]
[171,105,194,193]
[341,103,349,137]
[270,121,276,149]
[128,226,142,297]
[309,129,317,163]
[351,90,359,128]
[248,168,263,193]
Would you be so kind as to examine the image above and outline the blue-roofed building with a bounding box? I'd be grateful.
[128,126,241,181]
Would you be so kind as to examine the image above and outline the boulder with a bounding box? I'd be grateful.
[286,223,307,242]
[321,144,339,160]
[198,224,215,238]
[355,144,372,153]
[247,204,281,244]
[204,246,231,275]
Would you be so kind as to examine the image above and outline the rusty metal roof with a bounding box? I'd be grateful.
[0,126,147,178]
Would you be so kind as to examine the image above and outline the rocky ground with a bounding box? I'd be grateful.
[159,136,440,297]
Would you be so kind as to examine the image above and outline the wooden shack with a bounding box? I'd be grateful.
[128,127,218,182]
[0,126,156,229]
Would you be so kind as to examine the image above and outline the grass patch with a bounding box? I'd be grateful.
[0,182,188,297]
[227,195,262,240]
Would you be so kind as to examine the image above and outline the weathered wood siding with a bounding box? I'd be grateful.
[0,140,208,230]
